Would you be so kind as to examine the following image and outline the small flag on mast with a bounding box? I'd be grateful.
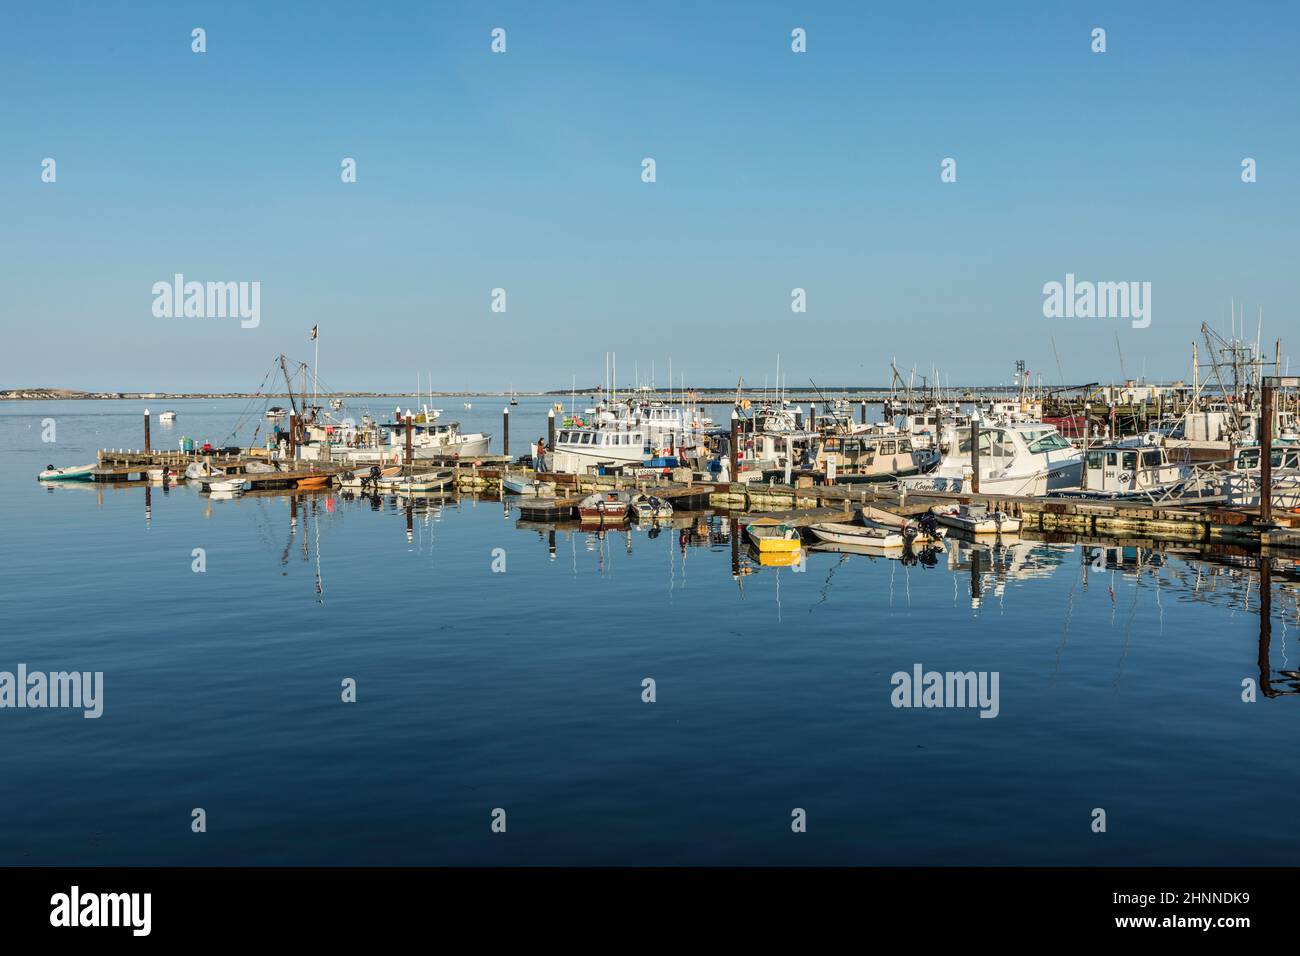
[310,324,318,340]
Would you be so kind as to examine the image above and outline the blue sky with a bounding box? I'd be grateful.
[2,1,1297,391]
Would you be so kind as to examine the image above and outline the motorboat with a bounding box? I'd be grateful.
[630,493,673,522]
[37,463,96,482]
[859,506,946,545]
[930,503,1021,534]
[146,466,183,483]
[159,410,177,423]
[808,522,908,548]
[380,471,454,494]
[577,490,631,524]
[552,424,650,474]
[744,518,802,552]
[899,421,1083,496]
[207,478,250,494]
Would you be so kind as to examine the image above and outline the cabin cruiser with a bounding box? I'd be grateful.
[899,421,1083,496]
[386,420,491,459]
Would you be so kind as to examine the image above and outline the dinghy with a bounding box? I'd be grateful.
[744,519,802,553]
[37,463,96,482]
[808,522,907,548]
[337,465,402,490]
[631,494,673,522]
[502,472,556,497]
[146,466,182,483]
[577,491,631,523]
[859,505,946,545]
[929,504,1021,534]
[387,471,454,494]
[207,478,250,494]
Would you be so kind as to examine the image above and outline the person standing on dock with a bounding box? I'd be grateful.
[535,437,547,473]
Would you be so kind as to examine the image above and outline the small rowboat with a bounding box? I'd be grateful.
[388,471,454,494]
[859,505,946,545]
[296,474,331,490]
[337,465,402,490]
[146,467,183,483]
[502,472,556,497]
[577,491,631,524]
[808,522,906,549]
[930,504,1021,534]
[631,494,673,521]
[207,478,250,494]
[744,519,802,553]
[37,463,96,482]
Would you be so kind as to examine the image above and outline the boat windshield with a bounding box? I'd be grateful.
[1021,431,1071,453]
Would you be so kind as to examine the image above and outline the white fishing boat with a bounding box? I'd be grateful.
[159,410,177,423]
[37,463,96,482]
[385,419,491,459]
[930,504,1021,534]
[266,406,287,421]
[630,493,673,521]
[552,423,650,474]
[899,421,1083,496]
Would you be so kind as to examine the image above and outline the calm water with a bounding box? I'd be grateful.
[2,398,1298,866]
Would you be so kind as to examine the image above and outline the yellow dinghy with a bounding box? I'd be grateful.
[744,518,802,553]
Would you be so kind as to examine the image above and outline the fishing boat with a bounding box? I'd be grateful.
[386,419,491,459]
[744,518,802,552]
[630,493,673,522]
[266,406,287,421]
[552,423,651,474]
[37,463,96,482]
[930,503,1021,534]
[159,410,177,423]
[577,490,631,523]
[899,421,1083,496]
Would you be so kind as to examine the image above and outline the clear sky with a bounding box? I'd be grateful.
[3,1,1296,392]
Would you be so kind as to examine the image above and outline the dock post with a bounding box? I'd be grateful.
[546,408,555,471]
[970,415,981,495]
[143,409,151,453]
[405,414,413,466]
[502,406,509,458]
[729,408,739,482]
[1261,381,1274,524]
[860,401,867,425]
[809,404,817,433]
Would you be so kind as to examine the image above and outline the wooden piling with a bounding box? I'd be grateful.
[970,417,981,494]
[502,406,510,457]
[729,408,739,480]
[143,408,151,453]
[1261,382,1274,524]
[405,414,413,465]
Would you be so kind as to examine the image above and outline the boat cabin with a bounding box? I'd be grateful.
[1083,444,1184,493]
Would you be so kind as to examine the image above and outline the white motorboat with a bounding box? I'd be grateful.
[808,522,908,549]
[380,471,454,494]
[159,410,177,423]
[859,506,946,545]
[146,466,183,483]
[930,504,1021,534]
[206,478,250,494]
[337,465,402,490]
[386,420,491,459]
[502,472,556,497]
[899,421,1083,496]
[552,423,650,474]
[630,493,673,521]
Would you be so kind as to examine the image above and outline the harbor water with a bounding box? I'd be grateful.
[1,398,1298,865]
